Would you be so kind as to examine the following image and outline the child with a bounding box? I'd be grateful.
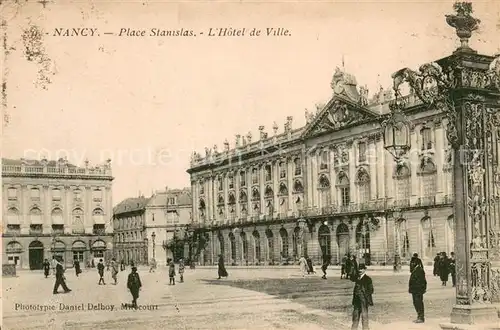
[178,259,185,283]
[168,259,176,285]
[127,266,142,308]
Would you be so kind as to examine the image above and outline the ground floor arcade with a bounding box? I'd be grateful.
[198,206,454,266]
[3,234,113,270]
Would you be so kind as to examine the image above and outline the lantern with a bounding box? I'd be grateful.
[382,103,412,161]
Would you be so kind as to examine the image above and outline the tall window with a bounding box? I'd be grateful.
[337,172,350,207]
[396,218,410,259]
[279,161,287,179]
[420,159,437,197]
[279,228,289,258]
[395,165,411,201]
[240,171,246,187]
[52,188,61,201]
[74,189,82,201]
[292,227,301,257]
[265,165,272,182]
[8,187,17,200]
[421,126,433,150]
[92,189,103,202]
[229,233,236,261]
[294,158,302,176]
[217,176,223,191]
[252,168,259,184]
[357,169,370,203]
[266,229,274,261]
[319,149,329,171]
[358,142,367,162]
[31,188,40,200]
[241,232,248,260]
[253,231,261,261]
[228,174,235,189]
[421,216,435,259]
[318,225,331,257]
[199,181,205,195]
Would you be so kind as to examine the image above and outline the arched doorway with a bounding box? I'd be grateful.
[28,240,44,270]
[266,229,274,262]
[356,220,371,265]
[6,241,23,268]
[318,224,331,260]
[252,231,261,263]
[51,240,66,264]
[91,240,106,265]
[72,240,86,263]
[336,223,350,259]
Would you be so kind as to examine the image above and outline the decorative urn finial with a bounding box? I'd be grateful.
[445,2,480,54]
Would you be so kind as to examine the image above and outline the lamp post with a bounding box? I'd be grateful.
[383,3,500,326]
[151,232,156,260]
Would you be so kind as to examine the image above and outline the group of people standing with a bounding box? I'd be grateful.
[433,251,456,286]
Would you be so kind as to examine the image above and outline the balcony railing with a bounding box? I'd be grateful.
[2,164,112,176]
[29,228,43,235]
[93,229,106,235]
[72,229,85,234]
[418,196,436,206]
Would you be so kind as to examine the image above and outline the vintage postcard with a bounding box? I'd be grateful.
[1,0,500,329]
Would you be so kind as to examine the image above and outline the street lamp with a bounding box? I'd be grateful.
[151,232,156,260]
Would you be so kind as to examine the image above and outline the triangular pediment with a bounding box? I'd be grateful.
[301,96,379,139]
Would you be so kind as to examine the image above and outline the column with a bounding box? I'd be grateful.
[223,173,229,223]
[329,147,336,206]
[273,160,279,217]
[311,154,318,208]
[376,139,386,200]
[409,129,419,205]
[287,158,294,214]
[259,164,265,219]
[85,186,92,234]
[434,122,445,203]
[43,184,51,233]
[348,142,356,204]
[65,186,72,234]
[235,172,240,219]
[368,139,377,200]
[247,168,252,221]
[105,186,113,233]
[306,155,313,208]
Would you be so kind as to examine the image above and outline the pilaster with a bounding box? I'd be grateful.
[435,123,445,203]
[368,139,377,199]
[348,144,356,204]
[410,131,419,205]
[377,140,386,199]
[306,156,313,208]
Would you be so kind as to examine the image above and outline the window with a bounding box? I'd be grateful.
[94,250,104,258]
[240,171,246,187]
[228,174,235,189]
[8,187,17,200]
[199,181,205,195]
[93,224,105,235]
[280,228,289,258]
[294,158,302,176]
[73,251,84,262]
[252,168,258,184]
[217,176,223,191]
[319,149,329,170]
[337,173,350,207]
[421,127,433,150]
[31,188,40,200]
[279,162,287,179]
[74,189,82,202]
[168,197,176,205]
[357,169,370,203]
[395,165,411,202]
[29,224,43,234]
[253,231,261,261]
[92,189,102,202]
[52,224,64,234]
[52,188,61,201]
[265,165,272,182]
[358,142,367,162]
[422,175,436,197]
[241,232,248,260]
[292,227,301,257]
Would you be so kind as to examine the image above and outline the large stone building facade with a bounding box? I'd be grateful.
[2,158,114,270]
[187,67,458,267]
[113,188,192,266]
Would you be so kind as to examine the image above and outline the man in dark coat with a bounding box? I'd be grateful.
[341,255,348,279]
[349,255,359,282]
[74,259,82,277]
[321,255,331,280]
[410,253,419,273]
[43,259,50,278]
[53,258,71,294]
[351,264,373,330]
[433,253,440,276]
[217,254,228,279]
[439,252,450,286]
[449,252,456,287]
[127,266,142,309]
[97,259,106,285]
[409,258,427,323]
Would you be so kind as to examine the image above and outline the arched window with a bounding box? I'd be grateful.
[318,225,331,257]
[356,220,370,259]
[420,158,437,198]
[318,174,330,189]
[336,223,350,258]
[72,208,84,234]
[29,207,42,224]
[421,216,435,259]
[229,232,236,261]
[356,168,370,203]
[253,231,261,262]
[265,186,274,199]
[239,190,248,203]
[92,208,104,224]
[337,172,350,207]
[396,218,410,259]
[51,208,64,225]
[217,194,225,206]
[293,179,304,193]
[279,228,289,258]
[228,192,236,205]
[279,182,288,196]
[251,188,260,201]
[240,232,248,260]
[395,164,411,204]
[7,207,20,224]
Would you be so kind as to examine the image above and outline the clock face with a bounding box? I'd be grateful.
[334,82,344,94]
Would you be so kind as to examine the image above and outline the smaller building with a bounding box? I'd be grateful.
[112,196,150,265]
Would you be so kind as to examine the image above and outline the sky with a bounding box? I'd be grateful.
[1,0,499,205]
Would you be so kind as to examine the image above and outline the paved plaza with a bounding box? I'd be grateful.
[3,266,455,329]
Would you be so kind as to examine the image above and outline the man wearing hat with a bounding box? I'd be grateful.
[351,264,373,330]
[409,257,427,323]
[127,266,142,309]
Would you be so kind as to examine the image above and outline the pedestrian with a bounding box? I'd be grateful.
[121,259,125,271]
[111,258,118,285]
[409,258,427,323]
[53,257,71,294]
[306,256,315,274]
[433,253,440,277]
[410,253,419,273]
[341,254,348,279]
[127,266,142,309]
[321,255,331,280]
[149,258,157,273]
[217,254,228,279]
[168,259,176,285]
[178,258,185,283]
[349,255,359,282]
[351,264,373,330]
[73,259,82,277]
[43,259,50,278]
[97,259,106,285]
[51,256,58,278]
[439,252,450,286]
[449,252,456,287]
[298,255,308,277]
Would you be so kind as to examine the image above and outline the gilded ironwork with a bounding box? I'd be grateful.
[445,2,480,53]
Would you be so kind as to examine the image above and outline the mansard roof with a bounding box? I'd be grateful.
[113,197,150,215]
[301,96,380,139]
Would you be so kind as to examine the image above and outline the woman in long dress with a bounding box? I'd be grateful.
[218,254,228,279]
[298,256,308,277]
